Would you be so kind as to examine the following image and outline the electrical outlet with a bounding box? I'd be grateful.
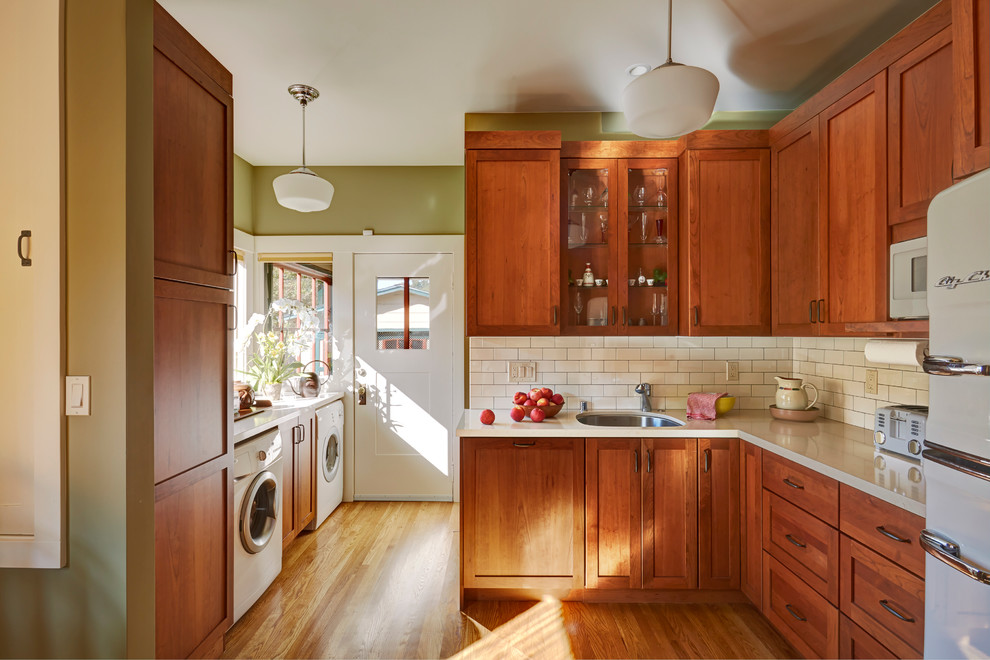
[508,361,537,384]
[726,361,739,382]
[865,368,879,395]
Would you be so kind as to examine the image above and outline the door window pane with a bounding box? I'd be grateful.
[377,277,430,350]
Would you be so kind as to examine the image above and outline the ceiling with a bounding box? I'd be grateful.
[159,0,938,167]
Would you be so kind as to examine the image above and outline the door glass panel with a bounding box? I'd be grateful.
[626,167,670,327]
[566,167,610,328]
[376,277,430,350]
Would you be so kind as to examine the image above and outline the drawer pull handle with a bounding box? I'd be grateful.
[783,477,804,490]
[785,534,807,548]
[879,599,915,623]
[785,604,807,622]
[876,525,911,543]
[512,441,535,448]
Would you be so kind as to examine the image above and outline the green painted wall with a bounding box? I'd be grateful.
[0,1,155,657]
[233,154,254,233]
[251,165,464,236]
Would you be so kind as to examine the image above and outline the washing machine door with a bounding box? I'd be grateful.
[240,470,280,554]
[322,427,340,483]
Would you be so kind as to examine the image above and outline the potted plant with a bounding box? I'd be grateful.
[237,298,322,400]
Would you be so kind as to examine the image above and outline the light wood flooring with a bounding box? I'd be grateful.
[223,502,797,659]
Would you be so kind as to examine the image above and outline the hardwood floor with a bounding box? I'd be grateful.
[223,501,797,659]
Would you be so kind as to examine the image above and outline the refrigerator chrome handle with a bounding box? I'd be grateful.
[920,529,990,586]
[923,444,990,483]
[923,355,990,377]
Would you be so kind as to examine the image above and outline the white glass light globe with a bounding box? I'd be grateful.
[622,63,720,139]
[272,167,334,213]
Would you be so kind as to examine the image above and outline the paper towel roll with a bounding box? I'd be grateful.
[864,339,928,366]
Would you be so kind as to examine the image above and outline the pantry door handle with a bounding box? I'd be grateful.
[17,230,32,266]
[876,526,911,543]
[228,304,237,331]
[817,299,824,323]
[228,249,237,276]
[783,477,804,490]
[785,534,807,548]
[879,599,915,623]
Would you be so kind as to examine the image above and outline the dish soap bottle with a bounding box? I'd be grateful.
[583,263,595,286]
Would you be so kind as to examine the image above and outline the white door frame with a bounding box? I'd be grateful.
[250,235,465,503]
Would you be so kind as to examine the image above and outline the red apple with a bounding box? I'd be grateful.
[512,391,528,405]
[536,397,550,407]
[509,406,526,422]
[529,407,546,423]
[551,393,564,405]
[529,388,542,401]
[479,409,495,425]
[540,387,553,399]
[524,399,536,407]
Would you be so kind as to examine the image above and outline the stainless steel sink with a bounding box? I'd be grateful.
[576,411,685,428]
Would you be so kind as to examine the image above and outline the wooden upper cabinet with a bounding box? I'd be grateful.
[698,438,740,590]
[683,149,771,336]
[888,26,954,236]
[819,72,888,332]
[952,0,990,177]
[771,118,821,336]
[153,3,233,290]
[466,140,561,336]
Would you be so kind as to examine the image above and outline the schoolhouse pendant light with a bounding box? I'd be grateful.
[622,0,719,139]
[273,84,334,212]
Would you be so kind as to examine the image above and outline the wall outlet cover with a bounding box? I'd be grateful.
[865,368,879,395]
[726,361,739,382]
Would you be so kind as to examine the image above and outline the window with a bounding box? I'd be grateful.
[376,277,430,350]
[264,262,332,375]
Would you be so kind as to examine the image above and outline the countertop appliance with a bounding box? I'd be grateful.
[873,405,927,458]
[233,427,283,623]
[307,399,344,530]
[921,168,990,658]
[890,236,928,319]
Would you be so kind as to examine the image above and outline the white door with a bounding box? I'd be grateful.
[353,253,454,500]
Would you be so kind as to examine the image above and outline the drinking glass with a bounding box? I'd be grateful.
[651,293,660,326]
[573,291,584,323]
[599,215,608,243]
[632,185,646,206]
[640,213,649,242]
[579,214,588,242]
[582,185,595,206]
[655,217,667,245]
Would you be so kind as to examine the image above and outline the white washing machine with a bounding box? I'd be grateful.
[232,427,283,623]
[308,399,344,530]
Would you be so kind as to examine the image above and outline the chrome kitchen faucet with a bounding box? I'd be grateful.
[635,383,652,412]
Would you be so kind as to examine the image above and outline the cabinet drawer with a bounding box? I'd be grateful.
[763,453,839,526]
[763,552,839,659]
[840,536,924,658]
[839,614,897,659]
[839,484,924,578]
[764,490,840,604]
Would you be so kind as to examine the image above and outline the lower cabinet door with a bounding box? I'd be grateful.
[643,437,698,589]
[280,417,298,546]
[740,442,763,606]
[586,438,642,589]
[461,437,584,591]
[839,613,897,659]
[699,438,740,589]
[764,553,840,659]
[155,455,232,659]
[294,411,316,531]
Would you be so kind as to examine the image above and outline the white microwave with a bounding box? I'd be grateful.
[890,237,928,319]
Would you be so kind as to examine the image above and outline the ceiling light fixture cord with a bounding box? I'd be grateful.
[665,0,673,65]
[301,100,307,169]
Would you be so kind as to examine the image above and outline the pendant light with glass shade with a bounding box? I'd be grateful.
[622,0,719,139]
[273,84,334,212]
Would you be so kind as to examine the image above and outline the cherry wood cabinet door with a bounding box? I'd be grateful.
[683,149,771,336]
[461,437,584,591]
[153,279,232,485]
[888,27,954,235]
[771,118,822,336]
[839,613,897,659]
[280,418,297,546]
[740,442,763,607]
[466,148,560,335]
[819,72,888,333]
[155,455,232,659]
[698,438,740,590]
[643,438,698,589]
[952,0,990,178]
[586,438,642,589]
[294,412,316,533]
[154,3,233,290]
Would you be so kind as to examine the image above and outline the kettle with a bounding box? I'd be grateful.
[289,360,331,398]
[774,376,819,411]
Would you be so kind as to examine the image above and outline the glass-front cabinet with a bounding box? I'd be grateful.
[561,158,677,335]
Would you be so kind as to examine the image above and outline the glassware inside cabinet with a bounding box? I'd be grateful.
[566,167,611,329]
[625,166,670,328]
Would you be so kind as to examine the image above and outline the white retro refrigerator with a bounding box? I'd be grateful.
[922,168,990,659]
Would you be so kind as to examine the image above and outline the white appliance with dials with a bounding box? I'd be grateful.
[921,168,990,658]
[889,236,928,319]
[233,427,283,623]
[308,399,344,530]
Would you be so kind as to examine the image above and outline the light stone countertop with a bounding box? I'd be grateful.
[233,391,344,445]
[457,408,925,517]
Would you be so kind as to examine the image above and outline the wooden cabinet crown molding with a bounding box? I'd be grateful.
[465,130,561,150]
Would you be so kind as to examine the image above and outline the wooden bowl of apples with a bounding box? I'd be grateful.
[513,387,565,418]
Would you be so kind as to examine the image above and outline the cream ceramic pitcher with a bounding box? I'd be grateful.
[774,376,819,410]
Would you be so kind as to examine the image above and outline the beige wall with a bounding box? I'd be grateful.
[234,154,254,234]
[0,0,155,656]
[250,165,464,235]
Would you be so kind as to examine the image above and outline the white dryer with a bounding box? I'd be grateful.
[232,427,283,623]
[308,399,344,530]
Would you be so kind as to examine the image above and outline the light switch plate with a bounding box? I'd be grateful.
[508,361,537,384]
[65,376,91,416]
